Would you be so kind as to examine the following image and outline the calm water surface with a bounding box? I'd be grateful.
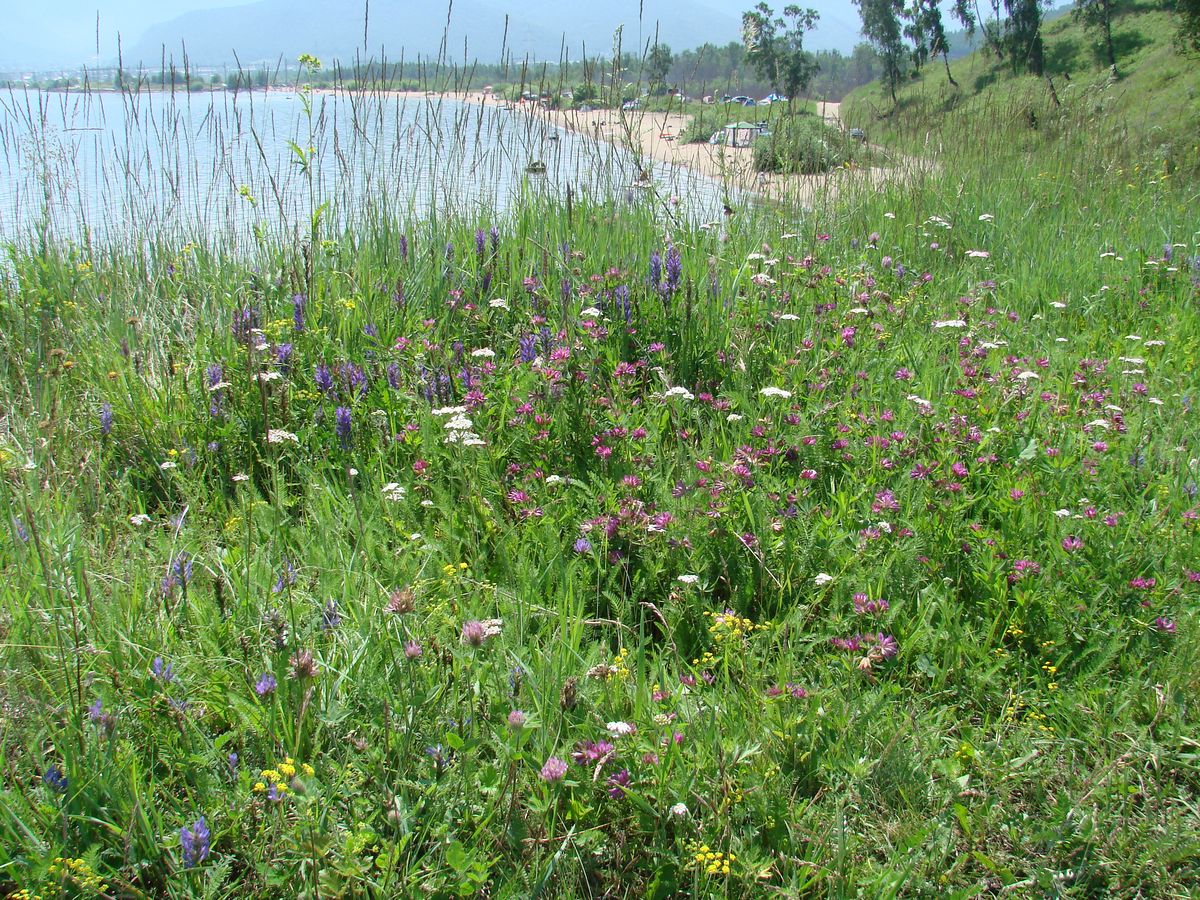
[0,88,737,248]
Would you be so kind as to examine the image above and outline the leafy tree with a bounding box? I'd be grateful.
[976,0,1047,74]
[904,0,962,85]
[853,0,908,104]
[741,3,822,101]
[1074,0,1120,70]
[646,42,674,94]
[1177,0,1200,53]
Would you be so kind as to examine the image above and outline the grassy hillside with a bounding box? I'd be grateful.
[842,6,1200,173]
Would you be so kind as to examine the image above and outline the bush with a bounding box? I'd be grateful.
[752,115,856,174]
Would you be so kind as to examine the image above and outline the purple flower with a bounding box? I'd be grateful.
[292,293,306,331]
[152,656,176,683]
[664,246,682,294]
[571,740,615,767]
[607,768,631,799]
[461,620,487,647]
[100,402,113,436]
[254,673,277,697]
[399,234,408,262]
[518,333,538,363]
[507,710,528,729]
[1062,536,1083,552]
[475,228,487,259]
[314,364,334,396]
[489,226,500,253]
[206,363,224,389]
[648,250,662,288]
[42,765,68,793]
[540,756,569,783]
[321,599,341,631]
[573,537,592,554]
[335,407,352,448]
[404,640,423,659]
[180,816,211,868]
[274,343,294,373]
[1154,617,1177,633]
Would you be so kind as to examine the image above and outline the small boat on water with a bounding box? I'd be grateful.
[526,160,547,174]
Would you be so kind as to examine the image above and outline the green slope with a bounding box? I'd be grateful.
[841,6,1200,174]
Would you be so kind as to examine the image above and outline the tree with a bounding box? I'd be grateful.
[975,0,1047,75]
[853,0,908,104]
[1074,0,1119,70]
[646,42,673,94]
[903,0,960,86]
[1176,0,1200,54]
[742,3,822,101]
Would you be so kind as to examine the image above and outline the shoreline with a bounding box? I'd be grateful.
[371,89,921,206]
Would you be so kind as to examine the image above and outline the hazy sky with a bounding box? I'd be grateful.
[12,1,250,61]
[10,0,868,65]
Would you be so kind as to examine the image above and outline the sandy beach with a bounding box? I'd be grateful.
[382,89,927,206]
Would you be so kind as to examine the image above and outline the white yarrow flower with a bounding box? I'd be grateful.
[267,429,299,444]
[759,386,792,398]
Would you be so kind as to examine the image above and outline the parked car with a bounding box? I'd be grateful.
[621,99,641,110]
[849,127,866,142]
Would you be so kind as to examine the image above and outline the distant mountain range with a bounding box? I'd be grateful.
[124,0,864,68]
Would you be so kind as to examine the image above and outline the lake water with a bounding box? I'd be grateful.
[0,88,737,248]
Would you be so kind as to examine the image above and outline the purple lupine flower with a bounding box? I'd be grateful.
[445,241,454,262]
[206,364,224,389]
[399,234,408,262]
[180,816,211,868]
[335,407,352,448]
[100,402,113,436]
[648,249,662,287]
[231,306,260,344]
[314,364,334,396]
[272,557,296,593]
[274,343,294,373]
[615,284,632,323]
[475,228,487,259]
[489,225,500,253]
[363,322,378,339]
[518,334,538,363]
[42,765,68,793]
[561,277,572,303]
[292,293,306,331]
[386,362,401,390]
[152,656,176,683]
[321,599,341,631]
[539,756,569,783]
[255,673,277,696]
[172,553,193,584]
[664,245,682,294]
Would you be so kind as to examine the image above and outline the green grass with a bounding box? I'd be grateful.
[843,6,1200,175]
[1,59,1200,899]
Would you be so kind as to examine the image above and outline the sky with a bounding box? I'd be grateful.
[8,0,867,67]
[9,1,248,63]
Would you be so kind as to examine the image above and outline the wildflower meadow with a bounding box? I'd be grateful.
[2,81,1200,898]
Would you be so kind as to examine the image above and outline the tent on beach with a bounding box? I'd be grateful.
[708,122,761,148]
